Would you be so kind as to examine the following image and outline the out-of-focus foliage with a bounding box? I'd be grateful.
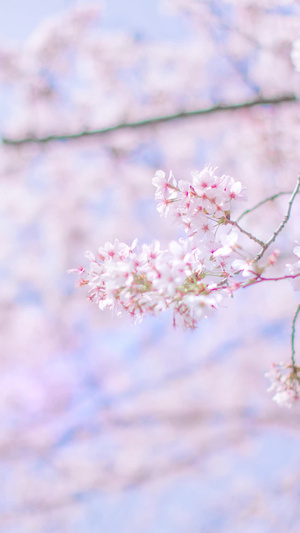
[1,1,300,531]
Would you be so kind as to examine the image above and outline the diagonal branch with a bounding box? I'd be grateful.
[237,190,296,222]
[227,219,265,247]
[2,94,297,146]
[255,175,300,261]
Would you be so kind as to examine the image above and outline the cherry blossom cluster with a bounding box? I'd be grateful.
[153,165,247,244]
[69,166,251,328]
[71,166,300,334]
[265,363,300,408]
[70,164,300,408]
[69,237,229,330]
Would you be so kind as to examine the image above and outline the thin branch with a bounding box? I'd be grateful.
[2,94,297,146]
[242,272,300,288]
[227,219,265,247]
[291,304,300,368]
[237,191,295,222]
[255,176,300,261]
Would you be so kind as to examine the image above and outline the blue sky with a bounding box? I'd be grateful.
[0,0,188,43]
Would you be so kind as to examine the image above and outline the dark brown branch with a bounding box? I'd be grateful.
[2,94,297,146]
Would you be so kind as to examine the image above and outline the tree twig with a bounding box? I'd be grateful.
[237,191,295,222]
[255,176,300,261]
[243,273,300,287]
[291,304,300,368]
[2,94,297,146]
[227,219,265,247]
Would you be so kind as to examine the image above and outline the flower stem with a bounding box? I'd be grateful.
[227,219,265,247]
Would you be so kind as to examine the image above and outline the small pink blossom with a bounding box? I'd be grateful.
[152,170,177,200]
[267,249,280,267]
[265,363,300,408]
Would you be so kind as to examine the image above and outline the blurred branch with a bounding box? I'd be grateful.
[0,409,298,523]
[2,94,297,146]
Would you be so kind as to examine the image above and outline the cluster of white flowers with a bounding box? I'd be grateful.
[153,165,247,245]
[70,237,231,329]
[265,363,300,408]
[70,164,300,406]
[69,166,249,328]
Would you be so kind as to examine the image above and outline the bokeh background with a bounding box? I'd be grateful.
[1,1,300,532]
